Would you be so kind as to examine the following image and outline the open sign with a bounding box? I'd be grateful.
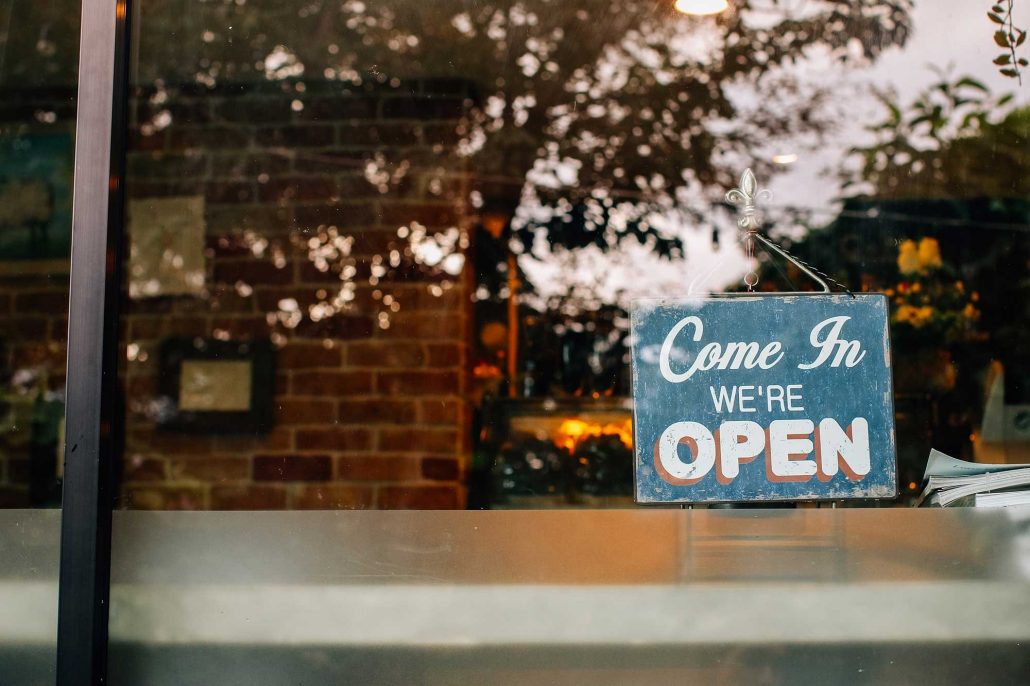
[631,294,897,504]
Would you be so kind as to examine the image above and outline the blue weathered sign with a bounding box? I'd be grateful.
[631,294,897,504]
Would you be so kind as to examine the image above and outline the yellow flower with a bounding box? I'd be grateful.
[917,237,943,270]
[915,306,934,326]
[894,305,919,325]
[971,291,980,302]
[885,288,895,297]
[963,303,980,320]
[897,240,920,275]
[955,280,964,293]
[911,282,921,293]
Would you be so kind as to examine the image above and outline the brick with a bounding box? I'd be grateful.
[338,122,422,146]
[336,456,421,481]
[215,97,293,122]
[276,399,336,425]
[295,428,373,451]
[210,484,286,510]
[13,291,69,312]
[255,287,318,312]
[258,176,337,203]
[128,152,209,179]
[292,203,377,229]
[422,457,460,481]
[122,486,206,510]
[337,399,416,424]
[380,313,464,340]
[278,343,342,369]
[293,151,369,175]
[213,258,294,286]
[381,96,465,120]
[426,343,461,367]
[378,370,459,396]
[211,152,291,178]
[291,484,373,509]
[205,180,257,204]
[294,315,375,341]
[380,428,458,454]
[254,454,332,481]
[292,370,372,396]
[347,341,425,368]
[379,202,458,227]
[256,125,334,147]
[128,128,168,152]
[128,431,212,455]
[305,96,377,121]
[421,399,462,426]
[377,485,460,509]
[122,455,167,482]
[169,457,250,482]
[170,126,250,150]
[210,428,292,453]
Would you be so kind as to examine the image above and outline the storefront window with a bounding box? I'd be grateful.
[104,0,1028,513]
[0,2,80,682]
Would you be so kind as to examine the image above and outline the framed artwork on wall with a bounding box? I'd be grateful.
[157,337,276,434]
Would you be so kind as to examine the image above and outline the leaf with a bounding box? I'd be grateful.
[994,54,1012,65]
[992,4,1004,11]
[999,93,1015,105]
[1019,58,1029,66]
[1017,30,1027,46]
[956,76,989,91]
[995,30,1010,47]
[1000,68,1020,77]
[988,12,1004,24]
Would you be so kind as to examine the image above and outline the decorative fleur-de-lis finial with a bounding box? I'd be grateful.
[725,168,772,233]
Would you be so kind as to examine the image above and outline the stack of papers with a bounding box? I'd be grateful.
[916,450,1030,507]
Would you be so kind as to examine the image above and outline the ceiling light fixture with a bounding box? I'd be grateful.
[675,0,729,16]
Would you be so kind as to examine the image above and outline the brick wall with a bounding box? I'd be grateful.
[0,89,75,507]
[1,78,480,509]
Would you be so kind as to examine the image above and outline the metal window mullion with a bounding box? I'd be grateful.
[56,0,132,684]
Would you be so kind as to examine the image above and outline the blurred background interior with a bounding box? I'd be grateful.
[0,0,1028,511]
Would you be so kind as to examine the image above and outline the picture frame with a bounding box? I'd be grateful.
[157,337,276,434]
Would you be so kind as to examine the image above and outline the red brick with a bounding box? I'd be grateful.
[377,485,460,509]
[211,152,291,177]
[259,176,337,203]
[295,428,373,451]
[292,370,372,396]
[122,455,167,482]
[291,484,373,509]
[292,203,377,230]
[169,457,250,482]
[210,484,286,510]
[336,456,421,482]
[380,428,458,454]
[205,180,257,204]
[278,343,342,369]
[426,343,461,367]
[378,370,459,396]
[254,454,332,481]
[276,399,336,424]
[379,203,457,227]
[213,259,293,285]
[347,341,425,368]
[337,399,416,424]
[256,125,334,147]
[294,315,375,341]
[421,399,462,426]
[210,428,292,453]
[170,126,250,150]
[128,431,212,455]
[380,313,464,340]
[13,291,69,312]
[422,457,460,481]
[122,486,206,510]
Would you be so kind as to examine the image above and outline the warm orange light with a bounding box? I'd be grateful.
[555,418,633,453]
[675,0,729,16]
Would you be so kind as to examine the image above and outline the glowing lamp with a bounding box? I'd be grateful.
[675,0,729,16]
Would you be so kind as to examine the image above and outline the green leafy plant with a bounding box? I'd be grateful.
[989,1,1027,83]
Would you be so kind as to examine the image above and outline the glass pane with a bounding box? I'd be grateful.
[113,0,1029,682]
[0,1,79,681]
[108,508,1030,684]
[119,0,1028,510]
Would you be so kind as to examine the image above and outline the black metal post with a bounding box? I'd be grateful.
[56,0,131,683]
